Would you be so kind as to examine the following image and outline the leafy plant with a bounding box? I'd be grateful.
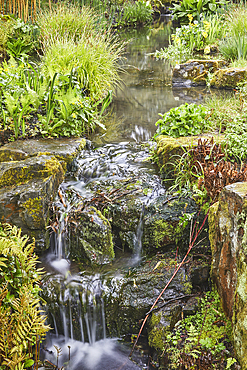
[165,290,234,369]
[116,0,153,27]
[154,103,212,138]
[171,0,227,24]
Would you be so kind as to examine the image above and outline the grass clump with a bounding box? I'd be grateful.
[36,3,98,46]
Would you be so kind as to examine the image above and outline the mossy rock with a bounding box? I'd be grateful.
[68,206,114,266]
[104,253,192,338]
[0,147,28,162]
[208,181,247,369]
[2,137,86,169]
[172,59,227,87]
[154,134,224,179]
[0,154,64,188]
[210,68,247,89]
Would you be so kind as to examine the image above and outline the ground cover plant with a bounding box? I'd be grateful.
[164,290,235,370]
[154,103,213,138]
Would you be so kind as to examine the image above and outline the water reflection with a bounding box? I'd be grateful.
[94,20,186,144]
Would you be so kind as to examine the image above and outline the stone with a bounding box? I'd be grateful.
[210,68,247,89]
[68,206,114,265]
[172,59,227,87]
[154,134,224,179]
[209,181,247,369]
[2,137,86,168]
[0,138,86,251]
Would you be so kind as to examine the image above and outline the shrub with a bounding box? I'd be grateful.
[154,103,212,138]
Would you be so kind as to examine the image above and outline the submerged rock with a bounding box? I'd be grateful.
[172,59,227,87]
[209,181,247,369]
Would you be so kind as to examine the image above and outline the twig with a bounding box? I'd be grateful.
[129,210,209,358]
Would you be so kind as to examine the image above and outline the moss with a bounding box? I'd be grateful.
[148,312,166,351]
[22,197,43,229]
[211,68,247,88]
[0,156,65,188]
[208,201,219,257]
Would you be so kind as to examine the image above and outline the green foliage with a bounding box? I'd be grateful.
[0,223,50,369]
[42,34,122,101]
[223,115,247,161]
[6,18,39,58]
[171,0,227,24]
[154,103,212,138]
[154,14,224,63]
[219,34,247,60]
[116,0,153,27]
[0,58,112,139]
[36,3,97,45]
[165,290,234,369]
[219,4,247,61]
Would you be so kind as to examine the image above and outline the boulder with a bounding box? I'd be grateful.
[209,182,247,369]
[210,68,247,89]
[0,138,86,251]
[172,59,227,87]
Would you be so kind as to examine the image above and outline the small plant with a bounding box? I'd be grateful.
[154,103,212,138]
[165,290,235,369]
[116,0,153,27]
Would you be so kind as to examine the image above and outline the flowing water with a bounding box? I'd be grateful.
[41,20,206,369]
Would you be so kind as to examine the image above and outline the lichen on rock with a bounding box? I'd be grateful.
[210,68,247,89]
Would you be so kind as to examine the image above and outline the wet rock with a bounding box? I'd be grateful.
[0,155,65,250]
[210,68,247,89]
[209,181,247,369]
[0,154,64,187]
[104,253,192,339]
[0,176,62,251]
[0,138,86,251]
[0,147,28,162]
[68,206,114,265]
[172,59,227,87]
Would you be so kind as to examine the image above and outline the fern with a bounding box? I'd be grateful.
[0,223,50,370]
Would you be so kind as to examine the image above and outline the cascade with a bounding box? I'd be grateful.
[40,22,193,369]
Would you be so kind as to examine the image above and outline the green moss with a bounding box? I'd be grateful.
[0,156,65,188]
[22,197,43,228]
[148,312,166,351]
[208,201,219,257]
[211,68,247,88]
[151,219,180,248]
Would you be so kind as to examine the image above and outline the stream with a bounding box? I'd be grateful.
[40,20,207,370]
